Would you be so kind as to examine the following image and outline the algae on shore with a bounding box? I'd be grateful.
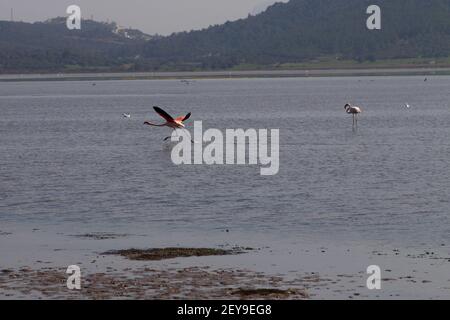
[103,247,244,261]
[232,288,309,299]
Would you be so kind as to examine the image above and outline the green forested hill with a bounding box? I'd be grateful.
[143,0,450,69]
[0,18,150,73]
[2,0,450,73]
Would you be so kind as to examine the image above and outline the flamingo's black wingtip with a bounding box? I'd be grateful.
[183,112,192,121]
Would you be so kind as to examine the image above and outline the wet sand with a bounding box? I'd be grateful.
[1,227,449,300]
[0,266,310,300]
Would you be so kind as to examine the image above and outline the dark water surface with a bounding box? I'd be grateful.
[1,77,449,247]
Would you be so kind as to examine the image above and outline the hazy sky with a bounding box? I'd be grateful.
[0,0,288,35]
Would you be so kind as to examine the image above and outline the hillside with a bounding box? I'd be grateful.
[143,0,450,70]
[2,0,450,73]
[0,18,153,73]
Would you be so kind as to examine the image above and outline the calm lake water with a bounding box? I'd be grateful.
[1,77,449,248]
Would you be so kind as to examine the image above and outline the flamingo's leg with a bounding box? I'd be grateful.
[164,129,174,141]
[163,128,195,143]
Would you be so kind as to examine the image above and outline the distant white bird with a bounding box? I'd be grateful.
[122,113,131,118]
[344,103,362,126]
[404,103,411,109]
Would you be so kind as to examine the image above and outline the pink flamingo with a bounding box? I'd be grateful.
[344,103,362,126]
[144,106,191,141]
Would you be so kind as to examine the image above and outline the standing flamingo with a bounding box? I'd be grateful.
[144,106,191,141]
[344,103,362,126]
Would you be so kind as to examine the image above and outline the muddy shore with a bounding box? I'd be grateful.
[1,228,449,300]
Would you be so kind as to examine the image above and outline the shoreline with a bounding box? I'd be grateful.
[1,226,449,299]
[1,67,450,82]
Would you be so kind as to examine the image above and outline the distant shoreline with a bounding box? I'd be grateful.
[1,67,450,82]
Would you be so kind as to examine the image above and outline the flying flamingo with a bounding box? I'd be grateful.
[344,103,362,126]
[144,106,191,141]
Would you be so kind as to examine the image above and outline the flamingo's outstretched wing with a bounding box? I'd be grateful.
[153,106,174,122]
[175,113,191,122]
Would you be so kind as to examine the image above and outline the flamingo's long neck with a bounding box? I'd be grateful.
[144,121,166,127]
